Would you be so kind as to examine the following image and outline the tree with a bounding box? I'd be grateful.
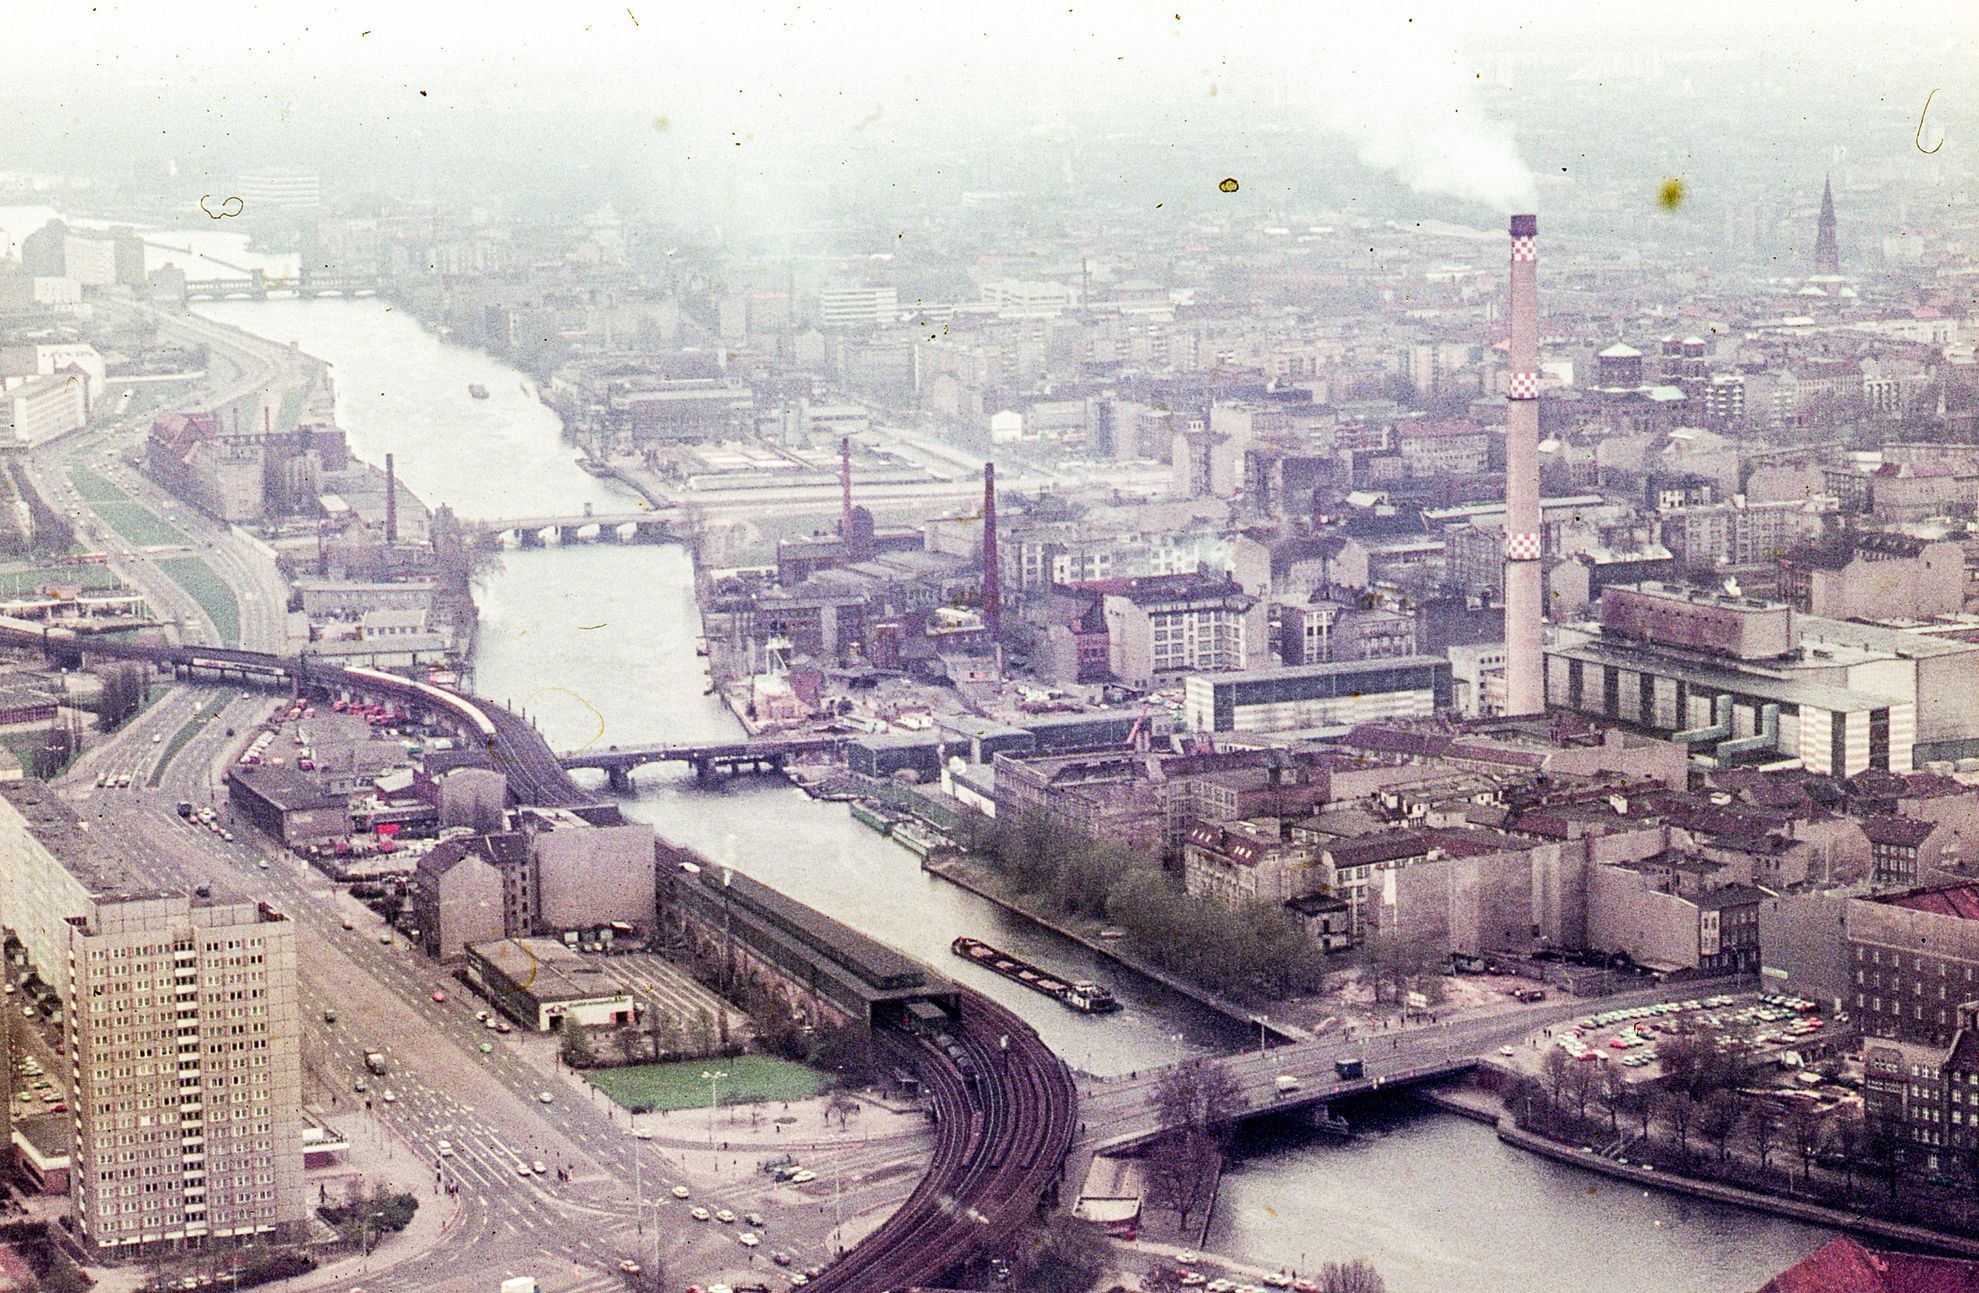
[1319,1257,1388,1293]
[1660,1092,1698,1165]
[688,1007,717,1057]
[559,1027,595,1069]
[613,1026,643,1067]
[1865,1120,1904,1200]
[1012,1215,1111,1293]
[1828,1114,1863,1197]
[1786,1103,1824,1188]
[1540,1048,1571,1114]
[825,1090,860,1128]
[1143,1129,1222,1231]
[1749,1102,1780,1178]
[1595,1066,1628,1137]
[1700,1090,1743,1167]
[1153,1058,1244,1142]
[1565,1061,1596,1125]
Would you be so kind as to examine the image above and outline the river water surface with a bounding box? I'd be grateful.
[192,295,1836,1292]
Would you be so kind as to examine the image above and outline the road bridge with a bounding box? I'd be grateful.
[464,509,684,549]
[1063,975,1749,1194]
[561,734,848,788]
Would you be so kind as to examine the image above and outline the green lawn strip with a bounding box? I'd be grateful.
[0,564,126,595]
[69,465,126,504]
[70,465,188,547]
[586,1055,834,1112]
[155,557,241,646]
[149,692,232,786]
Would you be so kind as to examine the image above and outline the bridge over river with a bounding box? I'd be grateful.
[560,734,849,788]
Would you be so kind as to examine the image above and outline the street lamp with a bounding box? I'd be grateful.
[702,1069,726,1148]
[1251,1015,1269,1058]
[1170,1032,1184,1070]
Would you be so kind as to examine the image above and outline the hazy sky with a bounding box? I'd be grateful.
[4,1,1975,223]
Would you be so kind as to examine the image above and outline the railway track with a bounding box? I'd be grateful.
[808,990,1077,1293]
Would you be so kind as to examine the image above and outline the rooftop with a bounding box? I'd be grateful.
[0,779,158,901]
[1876,884,1979,921]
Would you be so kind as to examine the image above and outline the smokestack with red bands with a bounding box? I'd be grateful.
[1503,212,1543,716]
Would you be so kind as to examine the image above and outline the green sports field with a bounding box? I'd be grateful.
[586,1055,834,1112]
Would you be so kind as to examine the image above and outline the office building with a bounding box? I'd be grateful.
[1182,657,1452,734]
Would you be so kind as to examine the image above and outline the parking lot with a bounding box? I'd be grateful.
[1505,992,1838,1082]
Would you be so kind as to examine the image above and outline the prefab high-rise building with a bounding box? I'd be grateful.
[0,783,304,1258]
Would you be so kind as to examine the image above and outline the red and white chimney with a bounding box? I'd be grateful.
[1503,213,1544,716]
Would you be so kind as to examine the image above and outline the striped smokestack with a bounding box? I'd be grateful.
[1503,212,1544,716]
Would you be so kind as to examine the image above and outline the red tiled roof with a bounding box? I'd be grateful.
[1881,884,1979,921]
[1756,1235,1979,1292]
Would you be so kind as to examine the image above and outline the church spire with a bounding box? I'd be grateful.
[1814,174,1840,276]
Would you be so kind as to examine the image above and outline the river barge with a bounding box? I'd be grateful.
[850,800,900,835]
[950,936,1120,1014]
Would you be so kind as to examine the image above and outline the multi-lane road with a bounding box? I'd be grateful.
[21,328,940,1291]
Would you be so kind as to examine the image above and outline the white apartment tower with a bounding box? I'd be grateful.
[0,783,304,1258]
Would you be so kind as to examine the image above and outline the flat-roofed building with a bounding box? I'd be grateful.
[1849,884,1979,1046]
[0,782,305,1258]
[1182,657,1452,734]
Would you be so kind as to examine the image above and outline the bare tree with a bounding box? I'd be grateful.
[1143,1129,1223,1231]
[1828,1114,1863,1197]
[1154,1058,1244,1142]
[1595,1066,1628,1137]
[1565,1061,1595,1124]
[1785,1103,1823,1188]
[1541,1048,1571,1113]
[1661,1091,1698,1165]
[1319,1257,1388,1293]
[1700,1090,1743,1167]
[1749,1102,1780,1178]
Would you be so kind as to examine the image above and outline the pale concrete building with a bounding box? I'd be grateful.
[0,782,305,1259]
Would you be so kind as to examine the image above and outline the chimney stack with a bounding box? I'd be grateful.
[839,436,854,541]
[1503,213,1544,716]
[982,461,1001,640]
[385,452,398,544]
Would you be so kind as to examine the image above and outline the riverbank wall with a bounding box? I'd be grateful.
[1442,1093,1979,1259]
[921,854,1309,1044]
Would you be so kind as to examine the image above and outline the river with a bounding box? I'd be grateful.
[188,295,1836,1291]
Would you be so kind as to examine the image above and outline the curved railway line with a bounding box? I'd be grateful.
[813,991,1077,1293]
[0,622,1082,1289]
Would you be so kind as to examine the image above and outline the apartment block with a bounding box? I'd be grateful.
[0,782,305,1259]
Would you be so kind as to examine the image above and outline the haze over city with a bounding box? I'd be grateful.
[4,4,1979,1293]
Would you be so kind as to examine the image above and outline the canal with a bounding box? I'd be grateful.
[191,294,1835,1291]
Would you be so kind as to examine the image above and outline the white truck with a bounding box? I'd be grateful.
[500,1279,539,1293]
[1274,1074,1302,1093]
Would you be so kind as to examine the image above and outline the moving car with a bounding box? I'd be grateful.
[532,1160,548,1175]
[431,990,448,1004]
[690,1207,710,1222]
[537,1091,554,1104]
[436,1140,454,1157]
[671,1185,691,1199]
[737,1231,759,1247]
[716,1208,736,1224]
[788,1169,815,1184]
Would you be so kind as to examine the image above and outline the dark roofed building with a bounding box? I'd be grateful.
[225,763,348,844]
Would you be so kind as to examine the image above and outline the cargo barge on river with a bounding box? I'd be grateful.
[950,936,1120,1014]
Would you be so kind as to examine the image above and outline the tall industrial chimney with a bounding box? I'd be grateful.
[839,437,854,540]
[981,461,1001,640]
[385,452,398,544]
[1503,213,1544,716]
